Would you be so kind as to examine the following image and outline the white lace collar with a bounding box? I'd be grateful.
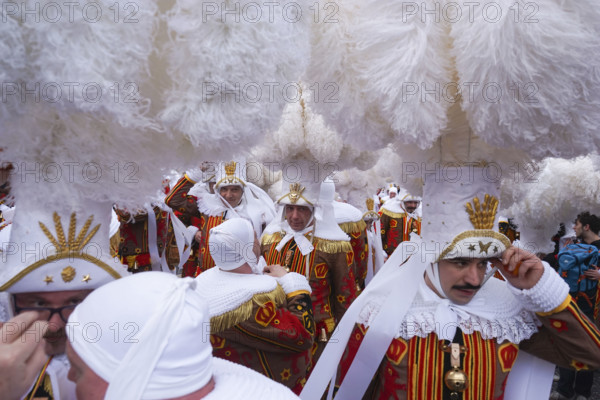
[358,278,541,343]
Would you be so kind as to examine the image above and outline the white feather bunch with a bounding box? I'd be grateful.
[0,0,312,209]
[452,0,600,160]
[251,83,373,174]
[306,0,453,150]
[502,156,600,252]
[159,0,311,157]
[333,169,382,208]
[307,0,600,161]
[0,9,26,119]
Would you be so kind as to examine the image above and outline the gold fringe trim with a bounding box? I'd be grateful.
[314,238,352,254]
[261,232,351,253]
[380,208,407,219]
[210,286,286,334]
[338,220,367,234]
[43,374,53,397]
[261,232,283,246]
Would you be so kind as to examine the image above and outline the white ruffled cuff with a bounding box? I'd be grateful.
[508,262,569,313]
[185,168,203,183]
[276,272,311,295]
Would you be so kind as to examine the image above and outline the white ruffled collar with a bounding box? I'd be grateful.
[194,268,278,317]
[358,278,541,343]
[380,198,405,215]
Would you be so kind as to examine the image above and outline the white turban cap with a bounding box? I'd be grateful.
[209,218,258,271]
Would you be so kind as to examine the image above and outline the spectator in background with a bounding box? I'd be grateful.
[552,211,600,400]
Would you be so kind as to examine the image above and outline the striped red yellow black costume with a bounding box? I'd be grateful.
[379,198,421,257]
[261,176,358,365]
[339,295,600,399]
[164,174,223,277]
[333,200,369,290]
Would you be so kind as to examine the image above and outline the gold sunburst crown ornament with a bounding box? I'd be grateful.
[216,161,245,187]
[465,194,498,229]
[363,197,379,221]
[288,183,305,204]
[224,161,237,178]
[39,212,101,256]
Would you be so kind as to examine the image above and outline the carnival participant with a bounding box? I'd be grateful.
[195,218,314,393]
[302,167,600,400]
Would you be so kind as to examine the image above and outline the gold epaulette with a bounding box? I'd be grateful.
[210,286,286,334]
[314,238,353,254]
[261,232,283,246]
[338,220,367,234]
[380,208,407,219]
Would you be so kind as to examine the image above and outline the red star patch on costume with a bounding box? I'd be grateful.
[571,360,589,371]
[549,319,568,332]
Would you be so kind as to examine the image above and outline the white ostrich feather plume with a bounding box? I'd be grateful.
[159,0,311,155]
[307,0,600,160]
[252,83,375,174]
[0,0,311,209]
[502,155,600,252]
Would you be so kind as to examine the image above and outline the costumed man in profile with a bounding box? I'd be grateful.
[301,167,600,400]
[165,161,275,277]
[0,179,128,400]
[331,190,369,291]
[379,189,421,257]
[261,165,358,364]
[195,218,314,394]
[65,272,302,400]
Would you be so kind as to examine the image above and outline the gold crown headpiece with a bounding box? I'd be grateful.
[363,197,379,221]
[465,194,498,229]
[224,161,237,177]
[276,182,314,206]
[216,161,245,187]
[288,183,305,204]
